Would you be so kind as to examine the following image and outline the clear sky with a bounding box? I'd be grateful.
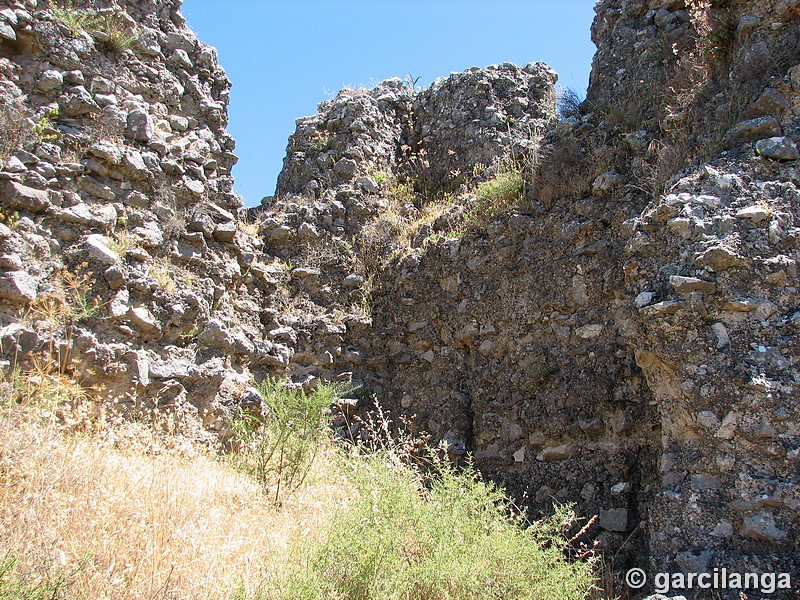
[181,1,598,207]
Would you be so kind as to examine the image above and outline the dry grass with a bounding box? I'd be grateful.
[0,402,353,600]
[147,258,202,295]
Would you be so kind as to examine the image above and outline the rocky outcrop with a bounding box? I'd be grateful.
[276,62,555,201]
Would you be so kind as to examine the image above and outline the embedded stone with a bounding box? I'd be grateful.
[740,511,787,541]
[721,299,758,311]
[212,222,237,242]
[354,176,379,194]
[640,300,689,315]
[36,69,63,92]
[78,176,116,201]
[669,275,716,295]
[695,246,748,271]
[2,180,51,212]
[690,473,722,491]
[599,508,629,532]
[745,89,788,119]
[343,273,364,288]
[126,306,160,333]
[634,291,656,308]
[755,137,800,161]
[711,323,730,349]
[82,234,119,266]
[60,85,100,116]
[0,20,16,41]
[125,109,155,143]
[736,205,771,221]
[710,521,734,538]
[724,116,782,145]
[166,48,193,70]
[537,443,574,461]
[575,324,603,338]
[108,289,130,318]
[184,179,205,196]
[697,411,720,428]
[334,158,357,177]
[0,271,37,302]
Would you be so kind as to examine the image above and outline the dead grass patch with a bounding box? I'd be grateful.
[0,402,352,600]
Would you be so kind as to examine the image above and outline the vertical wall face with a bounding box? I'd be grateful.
[0,0,291,433]
[581,0,800,583]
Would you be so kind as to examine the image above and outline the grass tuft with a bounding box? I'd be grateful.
[467,168,524,226]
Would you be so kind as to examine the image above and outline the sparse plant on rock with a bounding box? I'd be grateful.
[557,85,583,119]
[31,107,60,142]
[0,100,32,163]
[467,166,524,226]
[309,130,332,152]
[50,0,103,37]
[94,17,141,53]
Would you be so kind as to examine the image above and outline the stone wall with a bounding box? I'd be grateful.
[0,0,285,434]
[262,0,800,594]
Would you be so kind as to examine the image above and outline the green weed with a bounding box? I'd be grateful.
[227,378,346,502]
[264,451,596,600]
[467,168,524,226]
[0,554,73,600]
[51,2,139,51]
[32,108,59,142]
[50,1,103,37]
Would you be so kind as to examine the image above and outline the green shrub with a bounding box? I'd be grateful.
[227,378,345,501]
[32,108,60,142]
[310,131,332,152]
[0,555,73,600]
[265,452,595,600]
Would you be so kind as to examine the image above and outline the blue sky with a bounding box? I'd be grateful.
[181,1,598,207]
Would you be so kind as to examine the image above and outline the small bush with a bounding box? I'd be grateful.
[31,108,60,142]
[0,101,32,164]
[94,15,141,53]
[51,2,140,51]
[309,131,332,152]
[0,555,71,600]
[557,86,583,120]
[266,452,595,600]
[227,378,345,501]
